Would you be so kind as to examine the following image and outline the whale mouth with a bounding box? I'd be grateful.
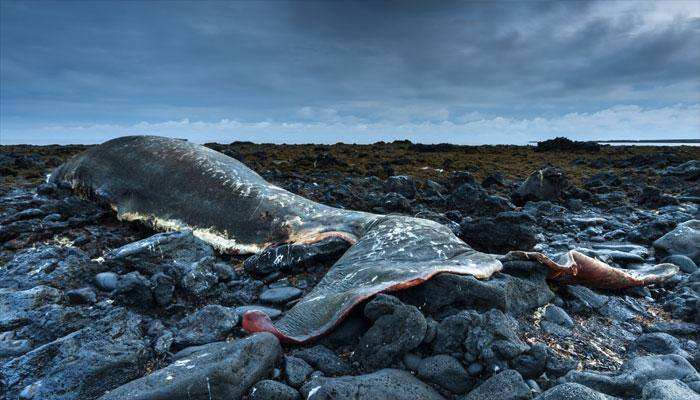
[288,230,359,247]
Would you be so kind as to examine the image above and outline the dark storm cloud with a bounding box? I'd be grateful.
[1,0,698,143]
[285,1,698,105]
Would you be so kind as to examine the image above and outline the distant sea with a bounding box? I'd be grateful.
[529,139,699,147]
[596,139,700,147]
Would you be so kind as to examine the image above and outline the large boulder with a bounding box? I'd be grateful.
[0,245,96,290]
[662,270,700,323]
[633,333,685,357]
[661,160,700,181]
[401,271,553,317]
[512,166,568,206]
[99,333,281,400]
[353,294,427,370]
[561,285,645,322]
[460,212,537,253]
[1,309,152,400]
[535,137,600,152]
[300,369,445,400]
[11,302,108,349]
[662,255,698,274]
[654,220,700,264]
[451,183,515,216]
[0,285,63,331]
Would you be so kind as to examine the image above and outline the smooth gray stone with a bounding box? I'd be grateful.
[100,333,281,400]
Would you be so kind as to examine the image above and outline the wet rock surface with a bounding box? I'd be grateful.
[459,370,530,400]
[641,379,700,400]
[172,304,239,348]
[353,294,427,370]
[99,333,281,400]
[1,141,699,399]
[654,219,700,264]
[564,354,700,398]
[2,308,151,400]
[300,369,445,400]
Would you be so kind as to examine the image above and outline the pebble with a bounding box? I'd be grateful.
[94,272,119,291]
[260,287,303,305]
[544,304,574,328]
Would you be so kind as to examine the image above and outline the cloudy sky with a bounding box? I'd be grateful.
[1,0,699,145]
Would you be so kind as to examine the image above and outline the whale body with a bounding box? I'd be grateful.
[51,136,677,343]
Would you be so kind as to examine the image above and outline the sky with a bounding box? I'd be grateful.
[1,0,699,145]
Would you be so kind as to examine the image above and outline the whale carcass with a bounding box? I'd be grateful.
[50,136,678,344]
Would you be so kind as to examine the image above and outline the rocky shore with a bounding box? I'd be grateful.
[1,139,699,399]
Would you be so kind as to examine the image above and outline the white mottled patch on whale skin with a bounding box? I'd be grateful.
[118,211,267,254]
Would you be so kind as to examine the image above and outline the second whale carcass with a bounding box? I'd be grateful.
[50,135,678,344]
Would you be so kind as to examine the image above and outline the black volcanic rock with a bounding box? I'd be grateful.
[459,211,537,253]
[431,309,529,375]
[173,304,239,347]
[642,379,700,400]
[2,308,151,400]
[537,383,611,400]
[384,175,417,199]
[4,140,700,400]
[300,369,445,400]
[564,354,700,398]
[662,160,700,181]
[99,333,281,400]
[250,380,300,400]
[451,183,515,216]
[0,245,97,290]
[0,285,63,331]
[460,369,530,400]
[353,294,427,370]
[284,355,314,388]
[244,237,350,276]
[535,137,600,152]
[105,231,220,299]
[417,354,473,394]
[381,191,413,213]
[654,220,700,264]
[401,271,553,317]
[512,166,568,206]
[111,271,153,307]
[293,345,352,376]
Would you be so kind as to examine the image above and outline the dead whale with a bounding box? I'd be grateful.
[51,136,678,344]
